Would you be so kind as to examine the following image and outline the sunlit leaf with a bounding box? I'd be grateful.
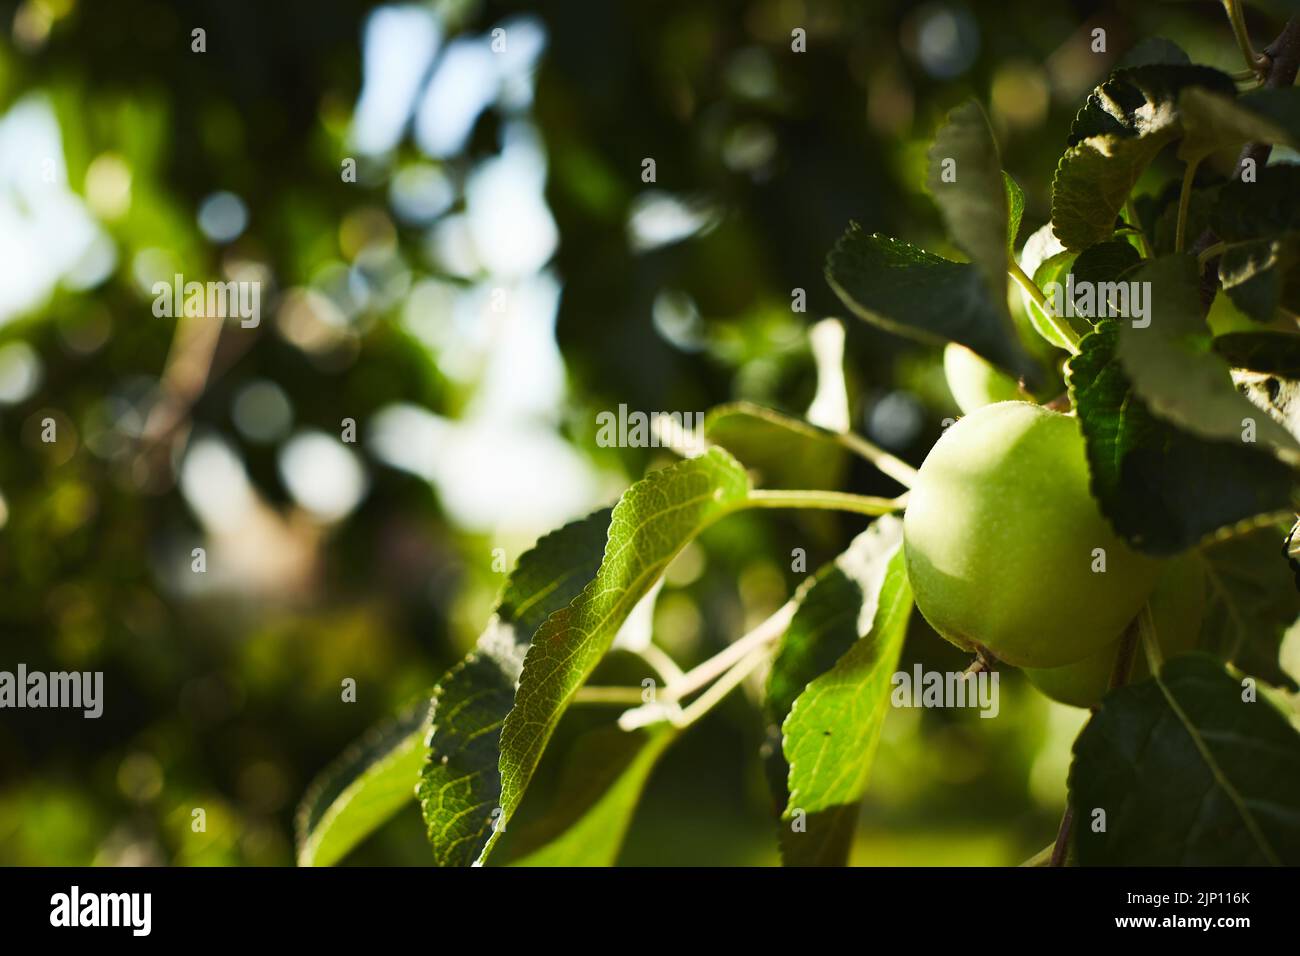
[705,402,847,491]
[418,508,613,867]
[781,520,911,859]
[479,449,751,865]
[295,698,430,867]
[767,516,907,866]
[504,724,676,867]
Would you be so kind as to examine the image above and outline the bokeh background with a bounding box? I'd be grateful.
[0,0,1278,865]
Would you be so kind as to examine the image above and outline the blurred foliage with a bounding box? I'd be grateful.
[0,0,1275,865]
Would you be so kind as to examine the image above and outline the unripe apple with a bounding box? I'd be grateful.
[1023,554,1205,708]
[943,343,1027,415]
[904,401,1164,668]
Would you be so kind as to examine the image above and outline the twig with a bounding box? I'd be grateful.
[1050,806,1074,868]
[747,489,909,516]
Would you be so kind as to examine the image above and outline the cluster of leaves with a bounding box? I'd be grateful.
[297,31,1300,867]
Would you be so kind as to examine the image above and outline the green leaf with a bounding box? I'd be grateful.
[704,401,847,491]
[1211,165,1300,242]
[1116,37,1190,69]
[767,516,908,866]
[1234,87,1300,141]
[484,449,752,864]
[1004,172,1025,254]
[1053,65,1235,251]
[1179,86,1300,163]
[1219,236,1300,323]
[926,101,1010,290]
[1019,231,1141,351]
[504,724,676,866]
[419,507,613,867]
[766,519,905,728]
[1070,655,1300,865]
[295,698,431,867]
[826,226,1038,383]
[1239,371,1300,456]
[1116,254,1300,458]
[1067,321,1298,554]
[1019,224,1084,350]
[1053,137,1173,252]
[1069,238,1142,288]
[1198,525,1300,692]
[1214,330,1300,375]
[780,519,912,861]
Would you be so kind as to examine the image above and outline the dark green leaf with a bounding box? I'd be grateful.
[1235,87,1300,141]
[1071,655,1300,865]
[1220,236,1300,323]
[1214,330,1300,375]
[1198,525,1300,691]
[1067,322,1298,553]
[419,507,613,867]
[1070,239,1142,288]
[1211,166,1300,241]
[826,226,1038,383]
[1117,37,1190,69]
[926,100,1010,300]
[1179,87,1300,163]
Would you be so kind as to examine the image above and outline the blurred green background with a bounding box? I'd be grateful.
[0,0,1272,865]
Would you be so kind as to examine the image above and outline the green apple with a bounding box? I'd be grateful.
[1023,554,1206,708]
[904,401,1164,668]
[943,343,1027,415]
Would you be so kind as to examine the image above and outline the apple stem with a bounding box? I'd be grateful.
[747,489,909,516]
